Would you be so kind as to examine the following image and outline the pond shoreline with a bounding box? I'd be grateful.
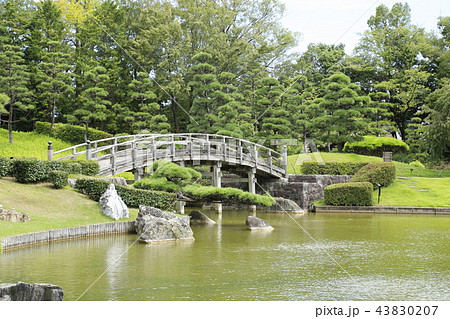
[1,221,136,252]
[313,205,450,214]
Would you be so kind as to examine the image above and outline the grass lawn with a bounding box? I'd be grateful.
[287,152,450,178]
[0,177,139,238]
[375,177,450,207]
[0,128,77,160]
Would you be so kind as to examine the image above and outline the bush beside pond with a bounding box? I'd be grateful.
[350,162,396,187]
[324,182,373,206]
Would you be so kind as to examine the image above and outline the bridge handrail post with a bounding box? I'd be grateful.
[222,137,227,160]
[282,145,288,177]
[268,149,273,173]
[86,140,92,161]
[253,144,258,167]
[47,141,53,161]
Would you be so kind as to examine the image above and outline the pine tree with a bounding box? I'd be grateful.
[30,0,73,128]
[125,72,170,134]
[67,66,110,141]
[311,73,369,152]
[0,1,33,144]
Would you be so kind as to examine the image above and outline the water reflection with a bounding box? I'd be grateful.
[1,212,449,301]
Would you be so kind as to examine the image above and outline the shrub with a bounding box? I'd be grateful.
[12,158,49,183]
[343,136,409,157]
[349,162,396,187]
[133,177,181,192]
[35,121,112,145]
[183,184,275,206]
[324,182,373,206]
[75,178,177,210]
[301,161,368,175]
[0,156,13,177]
[153,162,201,181]
[48,170,69,189]
[76,160,99,176]
[409,160,425,169]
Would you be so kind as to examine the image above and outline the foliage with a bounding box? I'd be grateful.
[75,178,177,210]
[48,170,69,189]
[183,184,275,207]
[300,161,368,175]
[343,136,409,157]
[153,161,202,181]
[409,160,425,169]
[133,177,181,193]
[349,162,396,187]
[34,121,112,145]
[324,182,373,206]
[12,158,49,183]
[0,156,13,177]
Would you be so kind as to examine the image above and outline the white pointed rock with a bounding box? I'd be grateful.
[99,184,129,220]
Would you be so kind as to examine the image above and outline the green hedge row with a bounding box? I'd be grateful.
[349,162,396,187]
[35,121,112,145]
[300,161,369,175]
[48,170,69,189]
[324,182,373,206]
[0,156,13,177]
[75,178,177,210]
[133,177,182,192]
[343,136,409,157]
[3,158,99,183]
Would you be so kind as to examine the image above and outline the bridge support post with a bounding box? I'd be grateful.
[212,162,222,213]
[133,168,144,182]
[248,167,257,212]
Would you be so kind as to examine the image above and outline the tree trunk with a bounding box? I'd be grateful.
[8,100,13,144]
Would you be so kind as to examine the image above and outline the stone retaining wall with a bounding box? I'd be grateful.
[1,221,136,251]
[314,205,450,214]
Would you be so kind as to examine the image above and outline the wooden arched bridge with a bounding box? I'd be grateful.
[48,134,288,193]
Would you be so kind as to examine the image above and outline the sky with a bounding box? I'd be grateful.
[279,0,450,54]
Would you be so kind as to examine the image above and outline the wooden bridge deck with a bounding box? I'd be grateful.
[49,133,288,179]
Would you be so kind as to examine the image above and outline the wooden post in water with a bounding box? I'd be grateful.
[248,167,257,213]
[212,162,222,213]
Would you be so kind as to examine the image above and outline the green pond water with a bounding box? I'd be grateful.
[1,211,449,301]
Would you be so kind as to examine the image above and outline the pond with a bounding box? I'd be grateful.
[1,211,449,301]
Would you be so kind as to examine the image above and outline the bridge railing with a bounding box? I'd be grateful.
[48,133,288,177]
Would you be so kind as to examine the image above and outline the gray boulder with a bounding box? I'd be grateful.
[265,197,304,214]
[0,282,64,301]
[135,206,194,243]
[189,210,216,225]
[99,184,129,220]
[246,216,274,231]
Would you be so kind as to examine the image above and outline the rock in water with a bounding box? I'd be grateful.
[265,197,304,214]
[0,282,64,301]
[135,206,194,243]
[246,216,274,231]
[189,210,216,225]
[99,184,129,220]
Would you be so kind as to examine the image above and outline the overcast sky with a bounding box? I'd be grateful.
[279,0,450,54]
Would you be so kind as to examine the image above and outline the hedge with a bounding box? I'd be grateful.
[300,161,368,175]
[0,156,13,177]
[133,177,182,192]
[48,170,69,189]
[11,158,99,183]
[324,182,373,206]
[349,162,396,187]
[35,121,112,145]
[343,136,409,157]
[75,178,177,210]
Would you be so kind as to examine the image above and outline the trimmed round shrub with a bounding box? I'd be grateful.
[12,158,49,183]
[300,161,368,175]
[324,182,373,206]
[35,121,112,145]
[343,136,409,157]
[48,170,69,189]
[133,177,181,192]
[76,160,100,176]
[0,156,13,177]
[349,162,396,187]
